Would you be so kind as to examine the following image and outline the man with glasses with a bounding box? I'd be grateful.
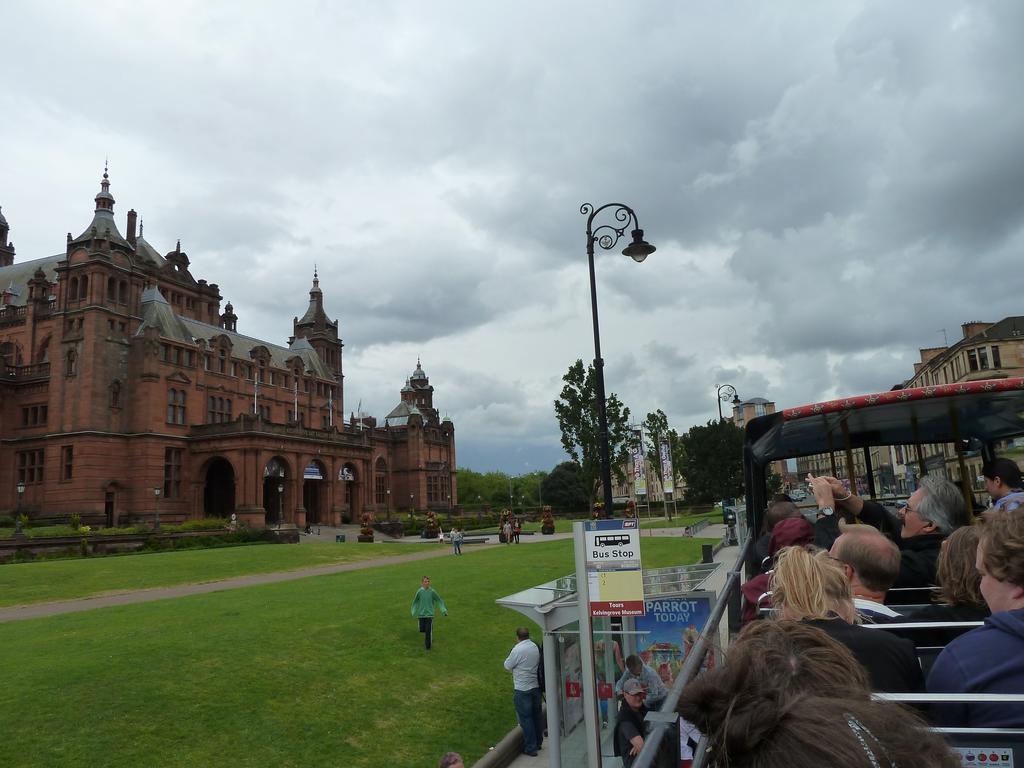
[808,473,963,588]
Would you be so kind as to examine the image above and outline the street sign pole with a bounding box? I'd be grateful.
[573,521,602,768]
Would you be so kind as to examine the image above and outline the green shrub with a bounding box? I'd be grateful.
[164,519,229,533]
[0,515,14,527]
[69,513,82,531]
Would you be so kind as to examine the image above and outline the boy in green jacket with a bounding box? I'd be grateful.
[411,576,448,650]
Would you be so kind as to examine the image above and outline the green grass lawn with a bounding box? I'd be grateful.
[0,536,710,767]
[0,541,437,608]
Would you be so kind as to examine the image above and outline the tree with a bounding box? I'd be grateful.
[540,461,588,513]
[678,419,745,503]
[554,360,634,507]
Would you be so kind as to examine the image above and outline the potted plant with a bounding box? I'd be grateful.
[540,506,555,535]
[498,508,512,542]
[423,510,440,540]
[592,501,605,520]
[623,500,638,519]
[358,511,375,542]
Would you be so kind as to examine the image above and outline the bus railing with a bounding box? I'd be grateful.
[632,536,752,768]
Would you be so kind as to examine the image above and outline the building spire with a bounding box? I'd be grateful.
[94,162,115,213]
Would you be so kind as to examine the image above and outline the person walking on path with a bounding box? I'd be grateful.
[503,519,513,544]
[411,576,448,650]
[451,527,463,556]
[504,626,544,756]
[513,518,522,544]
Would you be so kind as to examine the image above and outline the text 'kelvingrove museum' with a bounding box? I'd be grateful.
[0,171,456,528]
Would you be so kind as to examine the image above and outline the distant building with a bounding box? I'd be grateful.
[0,171,456,527]
[732,397,792,488]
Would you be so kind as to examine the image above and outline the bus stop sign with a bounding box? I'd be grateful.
[584,519,645,617]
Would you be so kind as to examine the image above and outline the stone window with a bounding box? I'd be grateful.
[61,445,74,481]
[110,380,122,408]
[164,448,183,498]
[167,389,187,424]
[16,449,45,485]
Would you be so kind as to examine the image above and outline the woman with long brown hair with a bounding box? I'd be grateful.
[908,524,990,646]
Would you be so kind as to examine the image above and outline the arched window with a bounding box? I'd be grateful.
[107,277,117,303]
[110,380,122,408]
[218,349,227,373]
[79,275,89,300]
[119,281,129,304]
[69,277,79,300]
[66,349,77,376]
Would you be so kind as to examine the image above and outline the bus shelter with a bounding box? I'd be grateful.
[497,561,721,768]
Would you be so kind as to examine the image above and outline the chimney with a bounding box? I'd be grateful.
[127,209,138,246]
[961,321,992,340]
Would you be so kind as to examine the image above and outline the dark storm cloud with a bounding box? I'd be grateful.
[3,0,1023,472]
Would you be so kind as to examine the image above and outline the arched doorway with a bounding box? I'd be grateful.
[203,458,236,518]
[263,457,289,527]
[303,460,327,524]
[375,457,389,519]
[340,462,359,521]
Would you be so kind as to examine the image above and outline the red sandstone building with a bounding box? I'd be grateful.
[0,172,456,528]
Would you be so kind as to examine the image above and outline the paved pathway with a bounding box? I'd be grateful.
[0,522,599,624]
[0,521,715,628]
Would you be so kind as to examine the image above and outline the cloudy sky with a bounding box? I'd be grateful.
[3,1,1023,473]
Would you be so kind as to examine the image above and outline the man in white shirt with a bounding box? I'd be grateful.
[503,627,543,757]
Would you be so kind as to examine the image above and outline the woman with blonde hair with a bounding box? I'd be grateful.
[770,545,923,692]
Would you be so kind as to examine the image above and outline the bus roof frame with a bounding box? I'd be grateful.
[746,377,1024,466]
[742,377,1024,569]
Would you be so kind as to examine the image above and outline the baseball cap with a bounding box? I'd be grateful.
[623,679,646,696]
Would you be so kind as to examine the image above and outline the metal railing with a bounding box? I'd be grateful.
[632,536,752,768]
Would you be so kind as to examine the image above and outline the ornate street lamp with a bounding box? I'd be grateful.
[277,483,284,528]
[582,202,656,515]
[717,384,741,421]
[153,486,162,530]
[386,488,391,520]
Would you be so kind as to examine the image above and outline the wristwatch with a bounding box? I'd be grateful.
[818,506,834,517]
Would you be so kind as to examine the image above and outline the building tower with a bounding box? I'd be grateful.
[291,268,344,401]
[0,207,15,267]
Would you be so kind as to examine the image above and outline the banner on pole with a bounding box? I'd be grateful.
[660,440,675,495]
[631,428,647,497]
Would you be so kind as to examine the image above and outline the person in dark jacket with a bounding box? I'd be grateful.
[927,511,1024,727]
[614,679,649,768]
[808,473,962,588]
[752,497,803,572]
[771,545,924,693]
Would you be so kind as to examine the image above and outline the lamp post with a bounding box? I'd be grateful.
[153,486,161,530]
[410,492,414,511]
[582,202,656,515]
[277,483,284,528]
[15,482,25,536]
[386,488,391,520]
[717,384,741,421]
